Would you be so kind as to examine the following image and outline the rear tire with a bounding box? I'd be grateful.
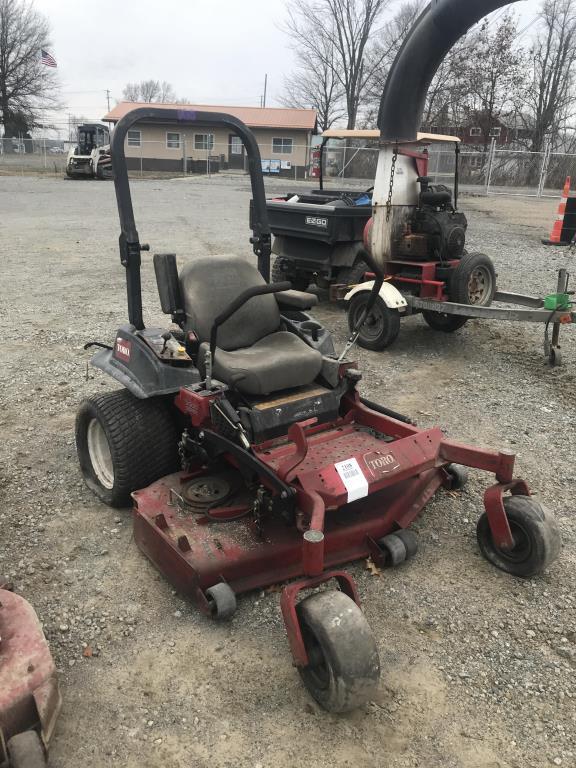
[348,294,401,350]
[271,256,309,291]
[7,731,46,768]
[76,390,180,507]
[337,258,369,287]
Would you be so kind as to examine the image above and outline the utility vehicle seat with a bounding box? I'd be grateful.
[179,255,323,396]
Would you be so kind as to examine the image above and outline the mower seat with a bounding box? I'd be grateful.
[179,255,323,396]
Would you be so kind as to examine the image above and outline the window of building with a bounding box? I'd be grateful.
[470,127,481,137]
[127,130,141,147]
[166,132,181,149]
[194,133,215,151]
[489,127,502,138]
[230,136,243,155]
[272,137,293,154]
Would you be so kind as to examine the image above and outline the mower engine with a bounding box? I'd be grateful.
[396,177,467,260]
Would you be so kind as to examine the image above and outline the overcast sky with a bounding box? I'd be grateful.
[35,0,543,133]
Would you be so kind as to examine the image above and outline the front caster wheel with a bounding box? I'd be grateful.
[477,496,561,577]
[206,583,237,620]
[348,294,401,350]
[445,463,469,490]
[7,731,47,768]
[297,590,380,713]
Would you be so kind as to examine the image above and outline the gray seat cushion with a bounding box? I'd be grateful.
[200,332,323,396]
[180,255,280,350]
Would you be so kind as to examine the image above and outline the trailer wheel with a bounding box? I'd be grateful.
[7,731,46,768]
[76,390,180,507]
[297,590,380,713]
[476,496,561,577]
[422,310,468,333]
[348,294,401,350]
[449,252,496,306]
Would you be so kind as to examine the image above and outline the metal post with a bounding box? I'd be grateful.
[485,138,496,196]
[183,135,187,176]
[537,140,551,198]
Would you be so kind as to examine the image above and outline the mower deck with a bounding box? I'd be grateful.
[0,587,61,764]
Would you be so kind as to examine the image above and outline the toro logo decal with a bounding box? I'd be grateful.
[114,338,132,363]
[363,450,400,478]
[305,216,328,229]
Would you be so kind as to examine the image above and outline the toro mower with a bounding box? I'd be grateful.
[75,1,561,713]
[0,580,61,768]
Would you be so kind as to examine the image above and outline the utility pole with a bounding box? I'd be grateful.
[105,89,111,111]
[262,74,268,108]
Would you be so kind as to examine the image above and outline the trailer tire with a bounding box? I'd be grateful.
[422,310,468,333]
[449,252,496,307]
[348,294,401,350]
[76,390,180,508]
[7,731,46,768]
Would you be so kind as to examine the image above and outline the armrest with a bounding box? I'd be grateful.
[209,281,291,360]
[276,289,318,310]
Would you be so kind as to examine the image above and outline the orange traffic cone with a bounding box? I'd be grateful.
[543,177,572,245]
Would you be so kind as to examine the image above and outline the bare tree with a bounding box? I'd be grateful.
[280,39,345,130]
[283,0,391,129]
[122,79,177,103]
[0,0,60,140]
[520,0,576,153]
[452,13,525,151]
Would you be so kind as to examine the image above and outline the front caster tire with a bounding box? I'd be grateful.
[348,294,401,350]
[7,731,47,768]
[297,590,380,713]
[76,390,180,507]
[206,583,237,620]
[477,496,561,577]
[445,463,469,490]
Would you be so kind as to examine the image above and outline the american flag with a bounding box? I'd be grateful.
[41,50,57,68]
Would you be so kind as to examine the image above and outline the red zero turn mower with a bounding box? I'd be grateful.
[0,580,61,768]
[76,102,560,712]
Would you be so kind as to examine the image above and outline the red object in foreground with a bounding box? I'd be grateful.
[132,388,524,668]
[0,587,61,763]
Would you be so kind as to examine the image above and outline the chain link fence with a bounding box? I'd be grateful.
[2,135,575,198]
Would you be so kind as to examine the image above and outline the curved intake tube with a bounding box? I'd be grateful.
[370,0,521,269]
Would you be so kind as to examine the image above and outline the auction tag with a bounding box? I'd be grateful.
[334,458,369,503]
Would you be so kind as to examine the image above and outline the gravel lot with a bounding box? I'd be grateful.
[0,174,575,768]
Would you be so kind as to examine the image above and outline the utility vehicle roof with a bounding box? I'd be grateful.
[320,129,460,143]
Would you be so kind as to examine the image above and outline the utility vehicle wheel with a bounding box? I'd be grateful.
[76,390,180,508]
[348,294,401,350]
[445,463,469,490]
[7,731,46,768]
[476,496,561,577]
[337,258,369,287]
[422,310,468,333]
[297,590,380,713]
[449,252,496,307]
[271,256,309,291]
[205,583,237,620]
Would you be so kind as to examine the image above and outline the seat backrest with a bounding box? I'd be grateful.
[179,255,281,351]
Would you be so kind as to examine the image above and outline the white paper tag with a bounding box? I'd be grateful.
[334,458,369,503]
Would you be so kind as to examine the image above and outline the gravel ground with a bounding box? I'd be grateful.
[0,175,575,768]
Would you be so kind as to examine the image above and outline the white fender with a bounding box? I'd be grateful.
[344,280,407,310]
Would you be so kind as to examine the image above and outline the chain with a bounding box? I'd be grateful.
[386,145,398,222]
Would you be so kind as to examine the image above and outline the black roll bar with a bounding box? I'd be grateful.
[110,107,272,330]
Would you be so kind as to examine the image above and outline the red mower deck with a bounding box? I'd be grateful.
[0,586,61,765]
